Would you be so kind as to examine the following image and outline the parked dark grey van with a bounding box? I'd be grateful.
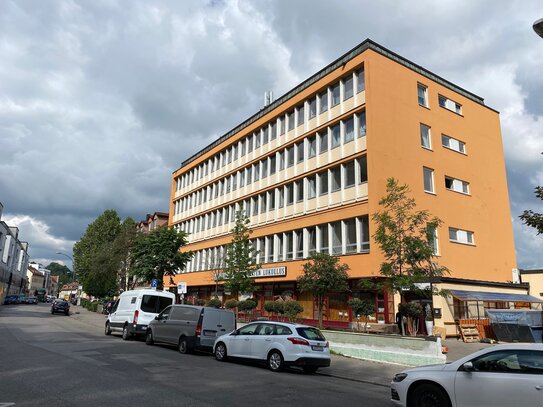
[145,305,236,354]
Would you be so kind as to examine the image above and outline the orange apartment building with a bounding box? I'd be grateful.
[167,39,533,332]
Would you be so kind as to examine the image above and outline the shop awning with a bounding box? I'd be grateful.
[450,289,543,303]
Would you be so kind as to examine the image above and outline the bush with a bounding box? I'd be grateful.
[264,300,283,315]
[197,298,206,306]
[224,299,239,310]
[206,297,222,308]
[237,299,257,312]
[88,302,98,312]
[398,302,423,318]
[283,300,303,322]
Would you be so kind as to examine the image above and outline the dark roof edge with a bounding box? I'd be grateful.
[435,276,529,290]
[176,38,493,172]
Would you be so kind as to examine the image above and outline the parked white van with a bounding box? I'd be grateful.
[105,289,175,340]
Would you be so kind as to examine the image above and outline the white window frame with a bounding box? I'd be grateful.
[441,134,466,154]
[420,123,432,150]
[445,176,470,195]
[418,84,428,107]
[423,167,435,194]
[449,227,474,245]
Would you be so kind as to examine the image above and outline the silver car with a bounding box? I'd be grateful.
[391,343,543,407]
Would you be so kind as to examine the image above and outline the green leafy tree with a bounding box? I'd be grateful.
[46,262,72,288]
[111,217,137,291]
[298,253,350,328]
[223,207,258,297]
[283,300,303,322]
[130,227,192,290]
[348,298,376,332]
[520,186,543,234]
[73,209,122,297]
[370,178,448,298]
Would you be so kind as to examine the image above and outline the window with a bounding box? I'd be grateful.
[286,232,294,259]
[246,135,253,153]
[359,216,370,251]
[239,169,245,187]
[277,234,284,261]
[331,124,341,148]
[286,183,294,205]
[449,227,474,245]
[319,225,329,254]
[261,159,268,178]
[356,68,365,93]
[246,166,252,184]
[309,98,317,119]
[255,132,261,148]
[278,151,284,171]
[420,124,431,149]
[295,180,304,202]
[240,139,246,157]
[260,193,267,213]
[295,229,304,259]
[296,141,304,163]
[345,219,357,253]
[344,117,354,143]
[445,176,470,194]
[252,197,259,215]
[357,111,366,138]
[344,75,354,100]
[307,227,316,256]
[287,110,295,131]
[438,95,462,114]
[267,236,274,263]
[271,122,277,140]
[344,161,355,188]
[331,166,341,192]
[442,135,466,154]
[262,128,268,145]
[268,190,276,211]
[358,156,368,183]
[427,225,439,255]
[319,130,329,154]
[418,84,428,107]
[270,154,276,175]
[331,82,340,106]
[254,163,260,181]
[307,175,316,199]
[423,167,434,193]
[278,117,285,135]
[287,146,295,167]
[319,90,328,113]
[331,222,342,254]
[308,135,316,158]
[297,104,304,126]
[278,187,284,208]
[319,170,328,195]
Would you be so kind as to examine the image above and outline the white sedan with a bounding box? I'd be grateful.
[213,321,331,373]
[391,343,543,407]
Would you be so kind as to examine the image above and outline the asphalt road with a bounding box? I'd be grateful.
[0,303,391,406]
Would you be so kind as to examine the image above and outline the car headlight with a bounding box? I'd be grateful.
[393,373,408,382]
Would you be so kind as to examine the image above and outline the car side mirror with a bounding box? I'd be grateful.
[462,361,474,372]
[154,316,159,320]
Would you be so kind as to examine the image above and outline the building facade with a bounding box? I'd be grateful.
[0,202,30,303]
[136,212,169,234]
[167,39,518,329]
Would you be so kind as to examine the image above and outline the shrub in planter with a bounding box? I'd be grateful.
[264,300,284,317]
[348,298,376,332]
[197,298,206,306]
[206,297,222,308]
[224,299,239,310]
[237,299,257,312]
[398,302,423,336]
[283,300,303,322]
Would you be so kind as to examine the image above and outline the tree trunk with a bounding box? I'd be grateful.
[317,295,323,329]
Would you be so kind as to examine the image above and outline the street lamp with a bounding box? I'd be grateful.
[534,18,543,38]
[56,252,75,282]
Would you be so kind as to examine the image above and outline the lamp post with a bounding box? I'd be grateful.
[56,252,74,282]
[534,18,543,38]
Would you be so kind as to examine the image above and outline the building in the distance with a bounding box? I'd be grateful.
[136,212,169,234]
[0,202,30,303]
[167,39,533,334]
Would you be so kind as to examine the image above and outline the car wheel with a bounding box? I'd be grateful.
[215,342,227,361]
[122,325,131,341]
[178,337,190,354]
[302,366,318,374]
[105,322,112,336]
[267,350,284,372]
[145,330,154,345]
[411,383,451,407]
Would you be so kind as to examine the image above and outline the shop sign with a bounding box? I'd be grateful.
[248,267,286,278]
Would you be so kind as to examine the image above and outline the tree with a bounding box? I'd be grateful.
[298,253,350,328]
[111,217,137,291]
[73,209,122,297]
[348,298,376,332]
[46,262,72,288]
[130,227,192,290]
[520,186,543,234]
[222,207,259,297]
[370,178,448,302]
[283,300,303,322]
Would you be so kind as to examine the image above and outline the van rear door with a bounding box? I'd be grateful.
[199,309,223,348]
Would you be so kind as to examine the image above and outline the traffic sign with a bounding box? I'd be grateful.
[151,279,158,288]
[177,282,187,294]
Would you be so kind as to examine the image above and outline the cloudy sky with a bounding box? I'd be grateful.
[1,0,542,271]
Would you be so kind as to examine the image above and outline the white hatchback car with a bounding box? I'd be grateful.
[213,321,331,373]
[391,343,543,407]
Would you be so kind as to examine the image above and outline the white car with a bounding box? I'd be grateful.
[391,343,543,407]
[213,321,331,373]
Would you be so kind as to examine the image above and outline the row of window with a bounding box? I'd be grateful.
[176,68,366,192]
[175,157,368,234]
[418,83,462,114]
[173,113,366,215]
[420,124,466,154]
[423,167,470,195]
[183,216,371,273]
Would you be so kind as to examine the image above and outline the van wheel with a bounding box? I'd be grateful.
[178,337,190,354]
[145,330,154,345]
[215,342,227,361]
[268,350,284,372]
[122,325,131,341]
[105,322,112,336]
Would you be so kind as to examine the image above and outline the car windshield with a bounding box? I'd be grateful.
[296,327,326,341]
